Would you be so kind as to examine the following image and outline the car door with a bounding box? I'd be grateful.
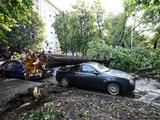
[80,65,103,89]
[67,65,84,87]
[5,61,24,78]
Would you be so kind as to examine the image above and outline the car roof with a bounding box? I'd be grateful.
[61,62,98,68]
[3,60,23,64]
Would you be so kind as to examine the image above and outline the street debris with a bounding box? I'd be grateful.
[0,84,160,120]
[33,87,41,99]
[24,50,46,79]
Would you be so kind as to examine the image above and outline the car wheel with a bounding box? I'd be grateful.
[107,83,120,95]
[60,78,69,87]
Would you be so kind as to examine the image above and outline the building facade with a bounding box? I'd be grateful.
[33,0,61,54]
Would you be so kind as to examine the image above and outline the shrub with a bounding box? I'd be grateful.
[87,41,160,75]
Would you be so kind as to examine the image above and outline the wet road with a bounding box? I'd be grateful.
[47,76,160,106]
[0,76,160,107]
[0,78,41,105]
[135,79,160,106]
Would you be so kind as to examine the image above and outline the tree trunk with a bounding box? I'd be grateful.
[117,16,127,46]
[96,13,102,39]
[153,40,158,49]
[46,54,114,68]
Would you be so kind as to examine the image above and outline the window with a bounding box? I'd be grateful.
[70,65,80,72]
[91,62,109,72]
[81,65,96,73]
[60,67,71,72]
[49,47,53,50]
[7,62,21,70]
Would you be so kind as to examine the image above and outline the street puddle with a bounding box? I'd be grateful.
[135,78,160,106]
[136,78,160,92]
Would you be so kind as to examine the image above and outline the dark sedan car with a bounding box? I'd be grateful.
[56,62,135,95]
[0,60,54,81]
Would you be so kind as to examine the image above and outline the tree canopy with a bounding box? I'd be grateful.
[0,0,33,43]
[124,0,160,48]
[7,11,45,53]
[54,0,97,55]
[54,0,158,55]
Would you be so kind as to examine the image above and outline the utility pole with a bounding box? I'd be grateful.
[131,27,133,50]
[131,13,136,50]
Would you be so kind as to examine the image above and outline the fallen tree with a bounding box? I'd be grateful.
[45,54,114,68]
[134,67,160,79]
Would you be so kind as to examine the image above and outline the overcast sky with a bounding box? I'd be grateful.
[52,0,124,15]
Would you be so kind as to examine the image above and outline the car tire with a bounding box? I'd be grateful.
[107,83,120,95]
[60,78,69,87]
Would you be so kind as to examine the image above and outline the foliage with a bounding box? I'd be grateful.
[125,0,160,48]
[104,13,127,47]
[87,41,160,74]
[11,52,23,60]
[54,0,159,78]
[53,12,69,54]
[0,0,33,42]
[54,0,105,55]
[103,13,150,48]
[21,102,64,120]
[91,0,106,40]
[7,11,45,53]
[54,0,153,55]
[140,0,160,48]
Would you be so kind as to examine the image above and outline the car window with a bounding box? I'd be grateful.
[60,67,71,72]
[6,62,21,70]
[81,65,96,73]
[70,65,80,72]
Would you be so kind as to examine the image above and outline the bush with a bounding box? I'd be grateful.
[87,41,160,75]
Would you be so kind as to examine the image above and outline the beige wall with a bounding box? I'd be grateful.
[33,0,61,54]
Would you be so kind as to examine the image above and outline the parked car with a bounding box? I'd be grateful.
[0,60,54,81]
[56,62,135,95]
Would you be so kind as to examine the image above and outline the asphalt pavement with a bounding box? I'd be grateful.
[0,78,42,104]
[1,75,160,110]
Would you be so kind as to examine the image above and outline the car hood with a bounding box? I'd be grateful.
[101,69,132,79]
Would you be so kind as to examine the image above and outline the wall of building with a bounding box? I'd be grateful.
[33,0,60,54]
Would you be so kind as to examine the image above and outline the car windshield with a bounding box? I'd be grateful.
[91,63,110,73]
